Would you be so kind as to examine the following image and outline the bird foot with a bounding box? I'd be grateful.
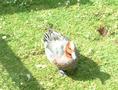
[59,70,67,77]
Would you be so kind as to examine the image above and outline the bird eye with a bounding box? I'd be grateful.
[68,47,71,50]
[66,51,72,58]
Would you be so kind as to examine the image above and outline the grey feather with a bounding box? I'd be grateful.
[43,29,68,42]
[43,29,68,61]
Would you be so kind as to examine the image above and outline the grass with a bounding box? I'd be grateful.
[0,0,118,90]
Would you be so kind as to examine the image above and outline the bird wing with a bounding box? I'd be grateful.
[43,29,68,61]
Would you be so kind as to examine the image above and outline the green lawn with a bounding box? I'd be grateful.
[0,0,118,90]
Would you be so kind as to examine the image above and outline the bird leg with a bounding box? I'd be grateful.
[59,70,67,76]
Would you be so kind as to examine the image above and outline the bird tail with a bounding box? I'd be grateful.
[43,28,54,42]
[43,27,63,42]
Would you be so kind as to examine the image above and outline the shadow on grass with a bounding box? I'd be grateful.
[0,34,44,90]
[79,0,93,4]
[0,0,77,15]
[68,54,110,84]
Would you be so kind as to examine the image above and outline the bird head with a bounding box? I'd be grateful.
[64,41,77,60]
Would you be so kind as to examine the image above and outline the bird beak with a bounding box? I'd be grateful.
[72,52,76,60]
